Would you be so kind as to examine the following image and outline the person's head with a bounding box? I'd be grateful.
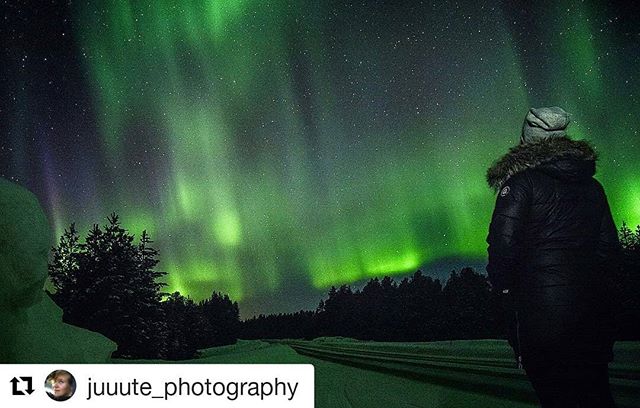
[520,106,571,144]
[0,178,51,309]
[50,370,75,400]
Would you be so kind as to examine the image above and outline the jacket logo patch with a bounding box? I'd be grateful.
[500,186,511,197]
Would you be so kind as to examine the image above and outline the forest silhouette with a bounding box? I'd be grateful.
[48,214,640,360]
[48,214,239,360]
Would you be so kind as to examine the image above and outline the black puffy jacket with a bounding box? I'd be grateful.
[486,136,620,367]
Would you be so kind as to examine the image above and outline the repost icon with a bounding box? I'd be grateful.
[10,376,34,396]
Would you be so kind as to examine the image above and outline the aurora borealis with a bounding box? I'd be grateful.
[2,1,638,317]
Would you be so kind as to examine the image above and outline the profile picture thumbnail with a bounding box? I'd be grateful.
[45,370,76,401]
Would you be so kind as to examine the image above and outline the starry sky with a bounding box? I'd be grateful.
[1,0,639,317]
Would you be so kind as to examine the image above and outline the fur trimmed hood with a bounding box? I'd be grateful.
[486,137,598,191]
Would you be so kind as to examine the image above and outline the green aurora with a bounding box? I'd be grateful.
[3,1,638,316]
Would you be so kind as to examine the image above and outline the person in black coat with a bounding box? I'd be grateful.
[486,107,621,408]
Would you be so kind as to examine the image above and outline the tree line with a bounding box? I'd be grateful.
[242,268,501,341]
[48,213,239,360]
[242,223,640,342]
[47,214,639,358]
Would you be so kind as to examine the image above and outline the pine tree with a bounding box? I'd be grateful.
[200,292,240,347]
[162,292,201,360]
[48,224,81,312]
[48,213,167,359]
[616,223,640,339]
[442,268,493,340]
[619,222,635,250]
[399,270,444,341]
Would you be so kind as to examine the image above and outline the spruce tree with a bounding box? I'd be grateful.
[48,213,167,358]
[200,292,240,347]
[162,292,201,360]
[616,223,640,339]
[48,224,81,312]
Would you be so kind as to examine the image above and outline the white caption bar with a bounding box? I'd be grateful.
[0,364,314,407]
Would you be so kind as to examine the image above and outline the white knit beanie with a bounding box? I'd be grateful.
[521,106,570,144]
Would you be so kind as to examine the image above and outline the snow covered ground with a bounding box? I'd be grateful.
[117,339,639,408]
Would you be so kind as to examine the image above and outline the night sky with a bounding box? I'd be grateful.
[2,1,639,317]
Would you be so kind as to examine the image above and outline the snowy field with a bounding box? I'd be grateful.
[114,338,640,408]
